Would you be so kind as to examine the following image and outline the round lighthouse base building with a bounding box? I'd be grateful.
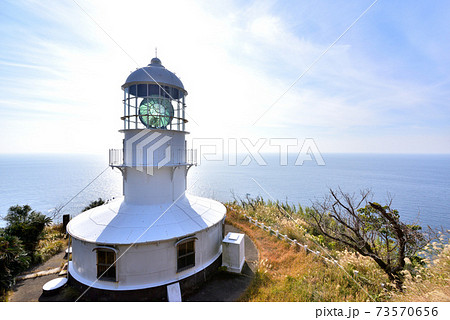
[67,194,226,301]
[66,56,228,301]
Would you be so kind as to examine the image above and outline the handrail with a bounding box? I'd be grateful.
[243,214,333,262]
[242,213,381,299]
[109,148,197,167]
[120,114,188,123]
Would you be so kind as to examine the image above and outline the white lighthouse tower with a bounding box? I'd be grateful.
[67,57,227,301]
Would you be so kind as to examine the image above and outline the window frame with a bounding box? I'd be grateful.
[93,246,118,282]
[175,236,197,273]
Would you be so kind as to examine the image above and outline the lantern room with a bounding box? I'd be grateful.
[122,57,187,131]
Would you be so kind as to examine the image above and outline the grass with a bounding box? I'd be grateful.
[226,199,450,302]
[1,224,67,301]
[226,205,386,301]
[390,236,450,302]
[35,224,67,263]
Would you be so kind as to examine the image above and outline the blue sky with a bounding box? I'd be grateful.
[0,0,449,154]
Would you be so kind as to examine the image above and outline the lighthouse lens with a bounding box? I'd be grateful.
[139,97,174,129]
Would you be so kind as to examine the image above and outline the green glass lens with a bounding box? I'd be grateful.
[139,96,174,128]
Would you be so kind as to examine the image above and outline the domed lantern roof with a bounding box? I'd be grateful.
[122,57,187,98]
[121,56,188,131]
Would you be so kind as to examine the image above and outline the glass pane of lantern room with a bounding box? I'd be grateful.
[137,84,147,97]
[149,84,159,96]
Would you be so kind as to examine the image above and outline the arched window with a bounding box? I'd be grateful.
[93,247,118,282]
[175,237,197,272]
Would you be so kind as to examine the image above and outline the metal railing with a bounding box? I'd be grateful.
[109,149,123,167]
[121,114,188,131]
[242,213,378,300]
[243,214,335,264]
[109,148,197,167]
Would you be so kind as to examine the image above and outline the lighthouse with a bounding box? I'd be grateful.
[67,57,227,301]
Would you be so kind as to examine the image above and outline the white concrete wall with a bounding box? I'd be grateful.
[123,129,186,167]
[122,129,188,205]
[70,222,224,291]
[123,166,186,204]
[71,239,102,287]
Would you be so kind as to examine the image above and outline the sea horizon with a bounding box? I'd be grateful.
[0,152,449,231]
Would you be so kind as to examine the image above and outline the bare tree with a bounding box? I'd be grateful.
[310,188,425,290]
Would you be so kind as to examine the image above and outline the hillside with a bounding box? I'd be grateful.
[225,199,450,302]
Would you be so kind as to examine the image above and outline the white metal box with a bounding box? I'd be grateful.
[222,232,245,273]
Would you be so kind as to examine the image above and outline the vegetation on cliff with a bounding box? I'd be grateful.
[0,205,65,300]
[226,193,449,302]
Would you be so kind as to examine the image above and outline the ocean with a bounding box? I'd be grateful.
[0,153,449,230]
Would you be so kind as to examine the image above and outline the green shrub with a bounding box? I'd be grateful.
[82,198,105,212]
[0,234,30,297]
[3,205,52,261]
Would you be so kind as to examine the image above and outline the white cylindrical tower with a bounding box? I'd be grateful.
[67,57,226,301]
[119,57,190,204]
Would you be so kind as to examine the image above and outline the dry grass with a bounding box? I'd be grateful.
[391,237,450,302]
[226,203,450,302]
[226,206,386,301]
[35,224,67,263]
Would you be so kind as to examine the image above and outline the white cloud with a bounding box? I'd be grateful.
[0,0,448,154]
